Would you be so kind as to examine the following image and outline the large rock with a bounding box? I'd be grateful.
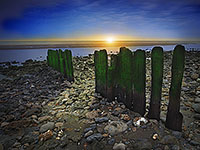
[38,116,51,123]
[86,133,103,143]
[40,122,55,133]
[132,139,152,150]
[104,121,128,136]
[195,98,200,103]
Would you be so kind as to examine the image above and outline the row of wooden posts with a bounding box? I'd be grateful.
[94,45,185,131]
[47,49,74,81]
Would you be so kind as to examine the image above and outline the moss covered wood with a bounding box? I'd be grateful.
[147,47,164,120]
[115,47,133,109]
[63,49,74,81]
[132,49,146,116]
[107,54,117,101]
[165,45,185,131]
[94,50,108,97]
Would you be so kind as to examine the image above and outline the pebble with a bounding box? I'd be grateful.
[108,138,115,145]
[85,110,99,119]
[55,122,64,128]
[194,114,200,120]
[113,142,126,150]
[38,116,51,123]
[95,117,109,123]
[86,133,103,143]
[40,122,55,133]
[84,130,94,138]
[104,121,128,136]
[195,97,200,103]
[193,104,200,113]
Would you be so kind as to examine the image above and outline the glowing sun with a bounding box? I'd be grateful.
[106,37,114,43]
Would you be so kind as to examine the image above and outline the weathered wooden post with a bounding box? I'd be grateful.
[94,50,108,97]
[147,47,163,120]
[107,54,117,101]
[63,49,74,81]
[115,47,133,109]
[165,45,185,131]
[132,49,146,116]
[58,49,65,75]
[55,50,60,71]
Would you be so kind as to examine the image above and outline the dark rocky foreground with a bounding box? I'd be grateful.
[0,51,200,150]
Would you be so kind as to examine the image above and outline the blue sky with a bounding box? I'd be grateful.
[0,0,200,40]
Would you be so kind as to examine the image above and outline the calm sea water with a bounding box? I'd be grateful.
[0,44,199,63]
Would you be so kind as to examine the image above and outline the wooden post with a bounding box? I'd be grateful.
[132,49,146,116]
[55,50,60,71]
[58,49,65,75]
[115,47,133,109]
[63,49,74,81]
[94,50,108,97]
[107,55,117,101]
[165,45,185,131]
[147,47,163,120]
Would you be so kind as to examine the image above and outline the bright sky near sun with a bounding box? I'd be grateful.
[0,0,200,41]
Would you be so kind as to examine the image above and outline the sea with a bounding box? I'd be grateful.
[0,42,200,63]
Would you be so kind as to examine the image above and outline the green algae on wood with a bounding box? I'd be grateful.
[132,49,146,116]
[64,49,74,81]
[94,50,108,97]
[115,47,133,108]
[55,50,60,71]
[147,47,163,120]
[165,45,185,131]
[107,54,117,101]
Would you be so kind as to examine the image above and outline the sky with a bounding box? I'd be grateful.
[0,0,200,41]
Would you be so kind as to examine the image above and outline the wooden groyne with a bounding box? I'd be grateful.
[47,49,74,81]
[94,45,185,131]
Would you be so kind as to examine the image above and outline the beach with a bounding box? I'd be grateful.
[0,50,200,149]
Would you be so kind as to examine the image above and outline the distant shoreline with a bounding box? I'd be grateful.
[0,41,198,50]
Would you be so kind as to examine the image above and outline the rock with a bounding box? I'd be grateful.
[104,121,128,136]
[133,139,152,150]
[113,142,126,150]
[1,122,9,128]
[191,73,199,80]
[55,122,63,128]
[84,130,94,138]
[95,117,109,123]
[108,138,115,145]
[38,116,51,123]
[195,97,200,103]
[39,130,53,141]
[40,122,55,133]
[21,134,36,144]
[22,107,41,117]
[160,135,178,145]
[86,133,103,143]
[190,140,200,146]
[171,145,180,150]
[193,104,200,113]
[133,117,148,127]
[85,110,99,119]
[194,114,200,120]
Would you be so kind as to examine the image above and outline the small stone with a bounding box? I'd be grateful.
[38,116,51,123]
[193,104,200,113]
[86,133,103,143]
[95,117,109,123]
[190,140,200,146]
[1,122,9,128]
[85,110,99,119]
[55,122,63,128]
[171,145,180,150]
[195,98,200,103]
[108,138,115,145]
[84,130,93,138]
[113,142,126,150]
[39,130,53,141]
[104,121,128,136]
[191,73,199,80]
[152,133,159,140]
[40,122,55,133]
[133,117,148,127]
[102,133,109,137]
[31,115,37,119]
